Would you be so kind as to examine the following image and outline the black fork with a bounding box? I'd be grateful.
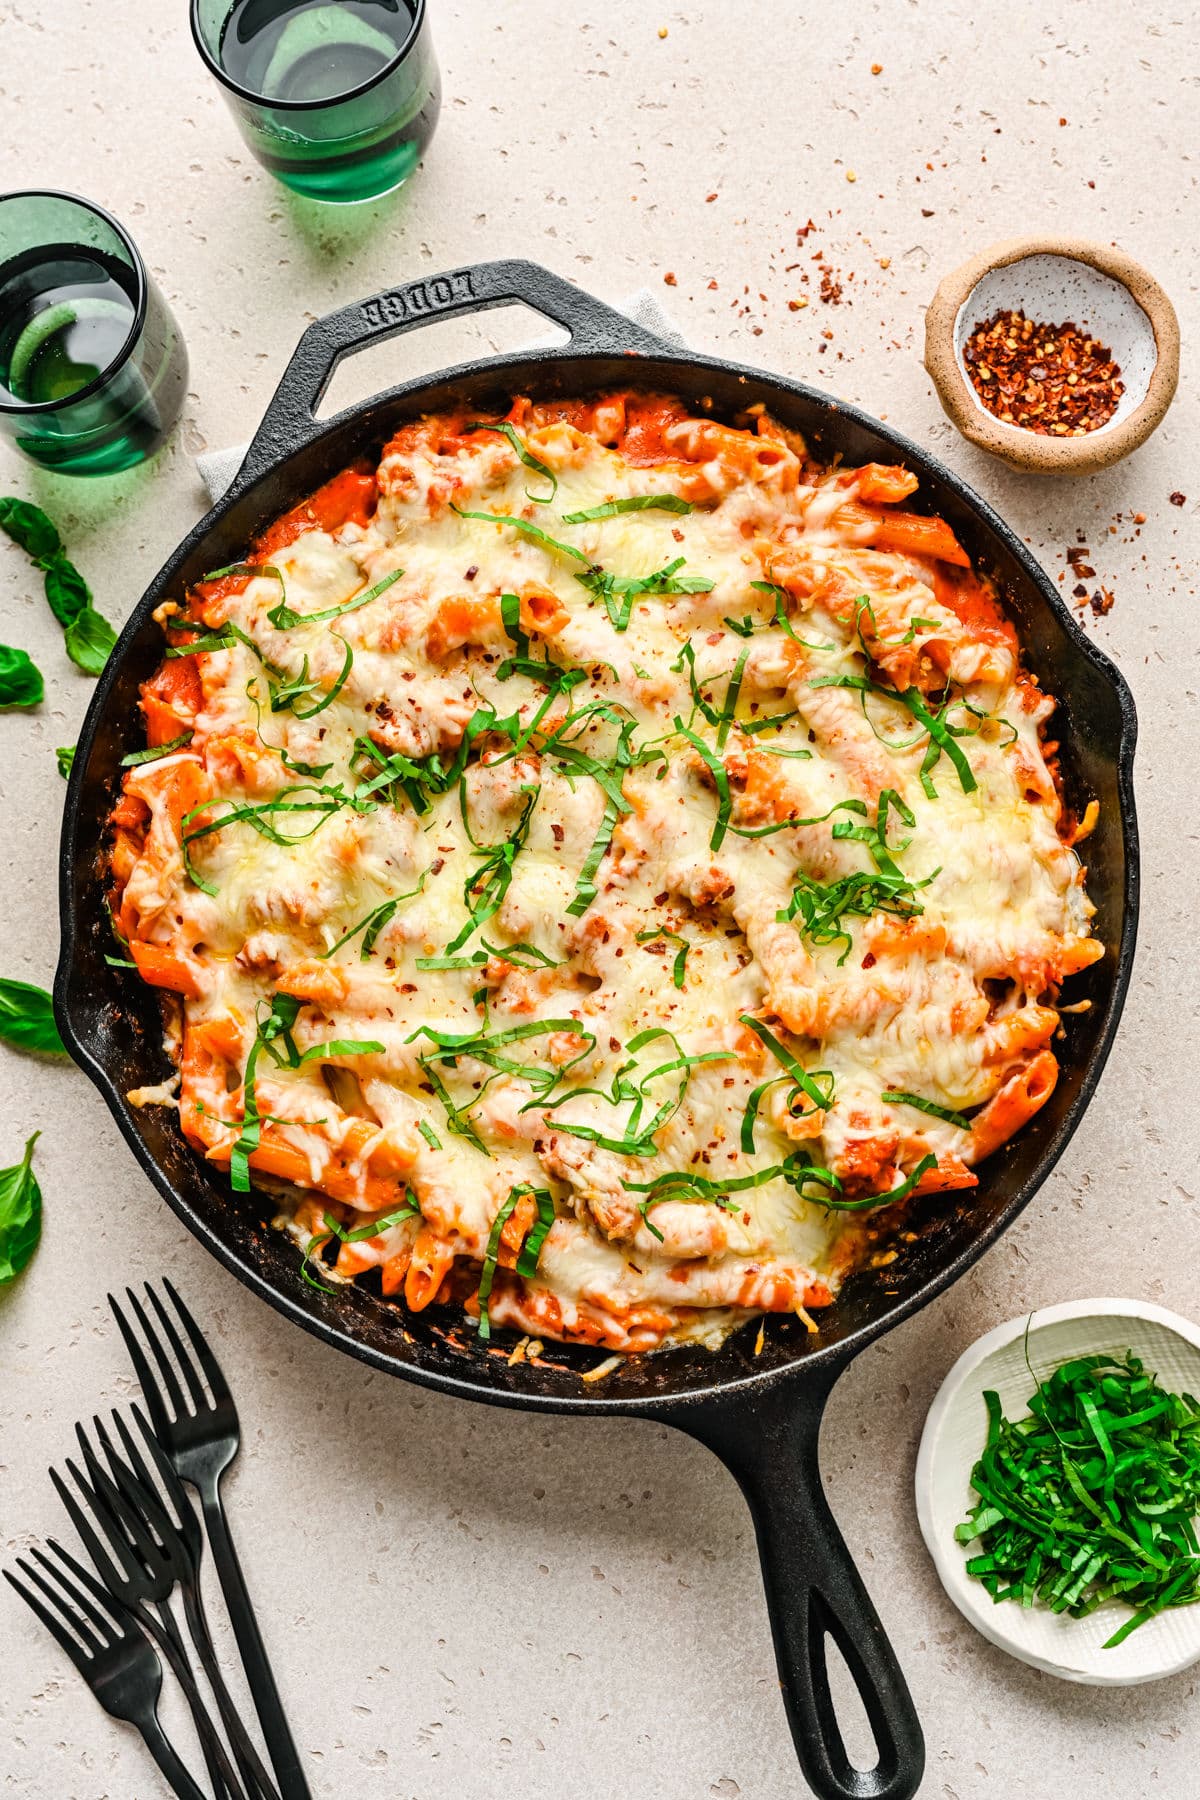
[86,1408,282,1800]
[111,1279,311,1800]
[5,1541,208,1800]
[53,1428,248,1800]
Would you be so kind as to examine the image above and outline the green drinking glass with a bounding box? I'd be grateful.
[0,191,188,477]
[191,0,441,205]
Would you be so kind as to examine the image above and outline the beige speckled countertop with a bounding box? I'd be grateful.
[1,4,1197,1796]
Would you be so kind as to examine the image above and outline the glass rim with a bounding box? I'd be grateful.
[0,188,148,418]
[190,0,428,113]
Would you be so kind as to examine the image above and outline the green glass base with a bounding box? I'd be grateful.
[265,135,424,204]
[12,430,163,476]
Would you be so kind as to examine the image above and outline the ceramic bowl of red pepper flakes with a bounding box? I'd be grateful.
[924,237,1179,474]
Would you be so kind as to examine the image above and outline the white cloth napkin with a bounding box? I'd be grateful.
[197,287,684,505]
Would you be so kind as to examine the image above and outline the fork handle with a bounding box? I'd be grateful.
[146,1600,247,1800]
[199,1480,311,1800]
[181,1576,281,1800]
[136,1709,212,1800]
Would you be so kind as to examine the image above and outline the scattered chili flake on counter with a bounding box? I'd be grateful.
[962,308,1124,436]
[1169,491,1187,507]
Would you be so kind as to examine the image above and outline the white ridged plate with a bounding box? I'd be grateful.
[916,1299,1200,1685]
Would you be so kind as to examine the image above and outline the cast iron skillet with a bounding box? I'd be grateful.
[56,260,1139,1800]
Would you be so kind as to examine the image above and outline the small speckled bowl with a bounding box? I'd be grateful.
[924,238,1179,474]
[916,1299,1200,1685]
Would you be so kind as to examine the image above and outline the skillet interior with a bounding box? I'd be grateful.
[57,343,1139,1413]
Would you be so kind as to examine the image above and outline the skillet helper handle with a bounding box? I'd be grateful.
[675,1374,924,1800]
[233,258,670,492]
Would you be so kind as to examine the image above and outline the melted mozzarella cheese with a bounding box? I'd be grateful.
[113,396,1101,1358]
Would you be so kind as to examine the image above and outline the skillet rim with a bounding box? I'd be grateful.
[54,336,1140,1418]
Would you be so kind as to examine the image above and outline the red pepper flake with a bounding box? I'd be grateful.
[705,192,718,202]
[1169,491,1187,506]
[962,308,1124,435]
[663,271,677,287]
[1091,587,1115,617]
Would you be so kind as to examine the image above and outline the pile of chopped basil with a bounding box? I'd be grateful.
[956,1343,1200,1647]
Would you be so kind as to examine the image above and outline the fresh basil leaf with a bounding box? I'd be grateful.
[0,497,60,562]
[120,731,194,768]
[0,980,66,1056]
[562,494,692,522]
[42,553,91,628]
[56,745,75,778]
[0,1132,42,1285]
[64,606,117,676]
[0,645,44,709]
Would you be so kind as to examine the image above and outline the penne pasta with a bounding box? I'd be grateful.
[109,393,1101,1355]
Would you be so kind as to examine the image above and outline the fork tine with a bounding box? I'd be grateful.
[163,1276,232,1407]
[108,1290,171,1439]
[145,1283,208,1412]
[129,1404,194,1535]
[50,1465,125,1592]
[109,1410,176,1530]
[77,1446,162,1567]
[88,1415,173,1546]
[4,1565,89,1674]
[126,1287,188,1421]
[13,1555,103,1657]
[43,1539,132,1633]
[29,1546,118,1646]
[72,1427,148,1559]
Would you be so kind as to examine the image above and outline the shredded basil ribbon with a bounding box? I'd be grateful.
[809,672,979,797]
[120,731,194,768]
[301,1196,420,1293]
[464,421,557,503]
[738,1015,835,1114]
[562,494,692,522]
[451,504,592,564]
[881,1090,970,1130]
[578,556,714,633]
[636,927,689,989]
[956,1344,1200,1649]
[267,566,402,631]
[540,1028,732,1159]
[229,995,383,1193]
[476,1183,557,1340]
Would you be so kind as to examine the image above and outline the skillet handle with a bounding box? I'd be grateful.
[232,258,671,493]
[671,1371,924,1800]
